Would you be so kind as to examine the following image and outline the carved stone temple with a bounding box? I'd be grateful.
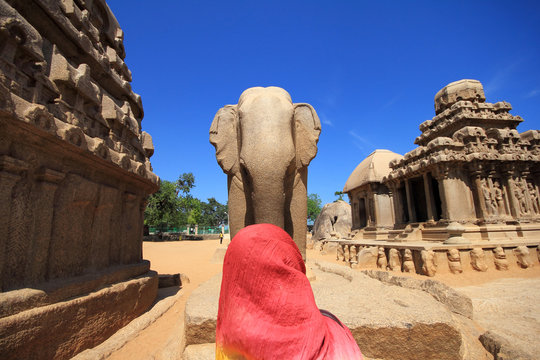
[0,0,159,358]
[340,79,540,276]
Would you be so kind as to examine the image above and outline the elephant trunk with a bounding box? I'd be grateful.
[242,152,294,230]
[250,179,287,228]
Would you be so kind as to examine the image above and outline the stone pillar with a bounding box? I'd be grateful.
[423,173,436,222]
[391,182,405,224]
[503,166,520,219]
[0,156,28,291]
[521,168,534,216]
[387,186,396,225]
[371,183,380,227]
[88,185,118,270]
[364,191,372,227]
[25,168,65,285]
[121,192,142,264]
[471,165,488,220]
[436,165,476,222]
[195,224,199,235]
[405,178,416,222]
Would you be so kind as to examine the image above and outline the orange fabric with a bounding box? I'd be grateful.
[216,224,363,359]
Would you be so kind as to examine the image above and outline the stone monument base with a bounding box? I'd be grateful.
[0,262,158,360]
[328,238,540,277]
[183,261,492,360]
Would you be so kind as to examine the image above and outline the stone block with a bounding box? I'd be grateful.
[183,343,216,360]
[184,261,488,359]
[0,272,158,360]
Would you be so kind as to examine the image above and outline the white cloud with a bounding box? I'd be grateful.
[484,61,522,95]
[525,89,539,98]
[349,130,376,154]
[319,112,334,127]
[381,94,400,109]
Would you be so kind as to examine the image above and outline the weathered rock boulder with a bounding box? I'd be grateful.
[458,278,540,359]
[312,200,352,241]
[183,343,216,360]
[184,273,222,346]
[184,261,491,360]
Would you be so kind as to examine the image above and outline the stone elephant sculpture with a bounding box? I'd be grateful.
[210,86,321,259]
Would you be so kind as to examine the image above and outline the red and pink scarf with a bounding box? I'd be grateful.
[216,224,363,359]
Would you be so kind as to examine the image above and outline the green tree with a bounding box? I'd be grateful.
[176,172,195,195]
[199,197,228,226]
[175,172,199,227]
[144,172,229,231]
[307,193,322,223]
[144,180,180,231]
[334,191,344,201]
[186,197,202,225]
[144,172,199,230]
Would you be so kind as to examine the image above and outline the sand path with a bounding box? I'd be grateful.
[106,239,225,360]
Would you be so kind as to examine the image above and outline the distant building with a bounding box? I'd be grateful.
[344,79,540,243]
[343,149,402,239]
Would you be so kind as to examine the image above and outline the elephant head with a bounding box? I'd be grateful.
[210,87,321,258]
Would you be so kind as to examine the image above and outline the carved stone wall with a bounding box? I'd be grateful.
[333,240,540,277]
[382,79,540,240]
[0,0,159,358]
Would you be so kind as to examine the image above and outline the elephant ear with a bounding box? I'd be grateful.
[294,103,321,168]
[209,105,239,174]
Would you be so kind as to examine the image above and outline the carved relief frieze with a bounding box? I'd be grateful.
[0,0,159,293]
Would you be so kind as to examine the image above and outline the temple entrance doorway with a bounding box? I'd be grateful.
[358,198,367,228]
[410,177,428,222]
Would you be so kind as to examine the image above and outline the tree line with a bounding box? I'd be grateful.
[144,172,324,231]
[144,173,228,231]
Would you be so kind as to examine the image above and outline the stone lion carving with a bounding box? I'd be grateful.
[388,248,402,271]
[493,246,509,271]
[447,249,463,274]
[514,246,532,269]
[421,249,437,277]
[470,248,488,272]
[377,247,387,270]
[402,249,415,273]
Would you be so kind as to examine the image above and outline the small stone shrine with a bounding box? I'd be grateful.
[0,0,159,358]
[340,79,540,277]
[343,149,403,238]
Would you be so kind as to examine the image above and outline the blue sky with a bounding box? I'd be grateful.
[108,0,540,206]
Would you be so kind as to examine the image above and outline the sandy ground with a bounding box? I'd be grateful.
[107,238,225,360]
[457,278,540,358]
[106,239,540,359]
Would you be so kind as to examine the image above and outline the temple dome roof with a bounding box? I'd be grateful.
[343,149,403,193]
[434,79,485,115]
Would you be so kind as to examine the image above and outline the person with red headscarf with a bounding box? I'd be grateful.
[216,224,363,359]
